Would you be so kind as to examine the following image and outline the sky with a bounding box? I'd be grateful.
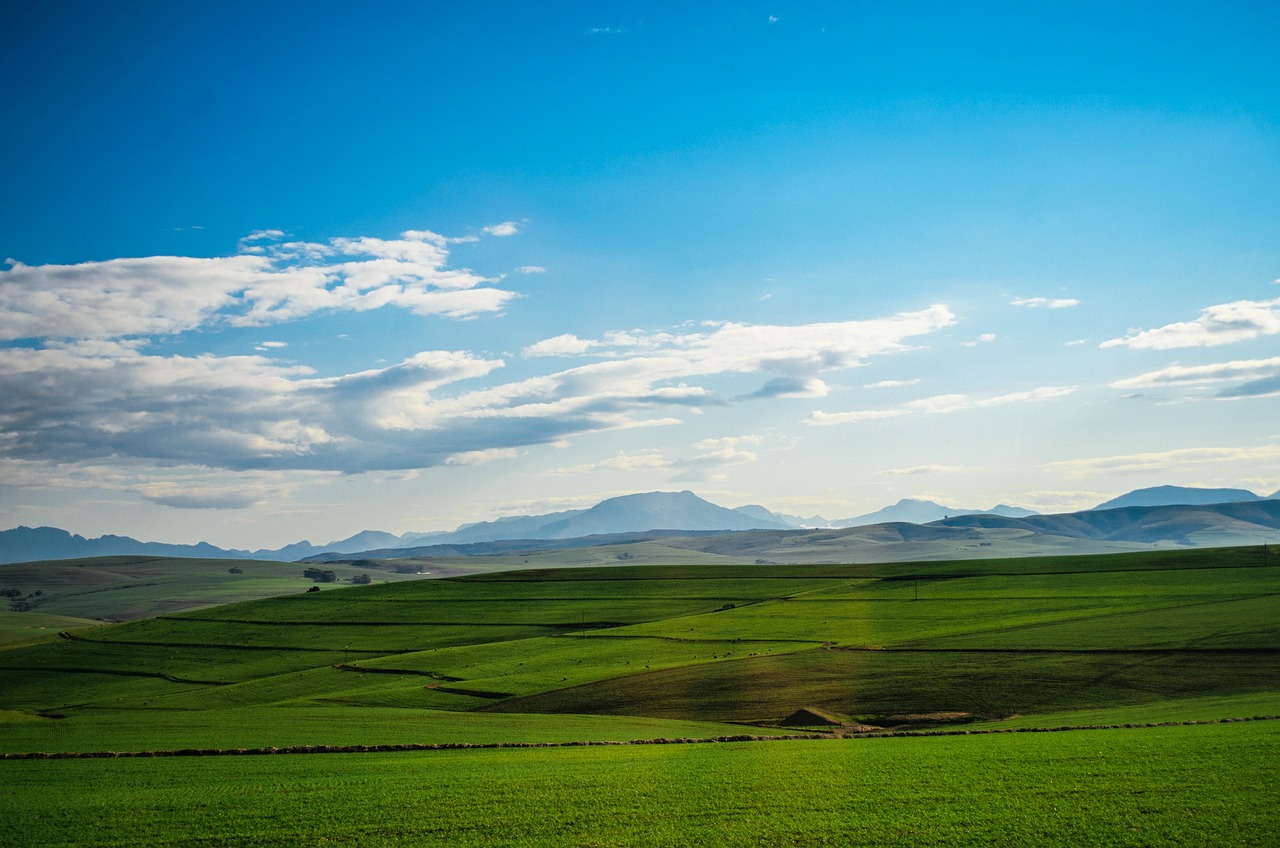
[2,1,1279,549]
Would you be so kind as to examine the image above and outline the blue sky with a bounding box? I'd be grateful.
[2,1,1278,548]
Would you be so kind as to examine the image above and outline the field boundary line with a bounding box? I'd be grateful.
[4,715,1277,760]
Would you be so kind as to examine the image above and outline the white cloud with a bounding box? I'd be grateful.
[517,265,546,274]
[0,456,322,513]
[808,385,1076,426]
[1111,356,1280,398]
[547,451,672,477]
[0,303,955,488]
[0,228,515,341]
[443,448,519,466]
[739,376,829,400]
[864,379,920,389]
[878,464,968,476]
[962,333,996,347]
[1043,445,1280,477]
[1101,295,1280,349]
[1011,297,1080,309]
[523,334,594,357]
[483,221,519,237]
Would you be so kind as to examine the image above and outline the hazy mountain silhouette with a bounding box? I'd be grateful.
[1091,485,1264,511]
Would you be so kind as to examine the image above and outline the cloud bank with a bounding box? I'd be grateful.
[0,228,514,341]
[0,234,957,480]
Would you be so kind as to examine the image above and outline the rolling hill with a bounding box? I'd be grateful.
[1091,485,1267,510]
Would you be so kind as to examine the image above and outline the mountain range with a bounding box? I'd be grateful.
[1,485,1276,565]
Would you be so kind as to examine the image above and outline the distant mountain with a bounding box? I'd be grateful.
[1091,486,1263,511]
[0,526,248,565]
[732,506,830,528]
[0,526,418,565]
[536,491,792,537]
[936,500,1280,547]
[831,498,1037,528]
[9,486,1276,566]
[417,508,588,545]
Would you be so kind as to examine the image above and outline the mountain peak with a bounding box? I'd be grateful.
[1092,486,1262,511]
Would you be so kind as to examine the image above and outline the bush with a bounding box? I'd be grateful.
[350,574,372,585]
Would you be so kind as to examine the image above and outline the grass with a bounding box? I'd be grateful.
[0,705,759,754]
[0,555,434,625]
[2,723,1276,846]
[0,546,1276,727]
[1,545,1277,846]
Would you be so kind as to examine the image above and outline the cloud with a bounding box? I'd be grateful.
[864,379,920,389]
[0,304,954,488]
[738,376,829,400]
[443,448,519,466]
[808,385,1075,426]
[962,333,996,347]
[1011,297,1080,309]
[548,437,763,484]
[1043,444,1280,477]
[1111,356,1280,399]
[1101,294,1280,350]
[523,334,594,357]
[878,464,968,476]
[0,456,317,512]
[483,222,519,237]
[547,451,673,477]
[517,265,546,274]
[668,437,761,483]
[0,228,515,341]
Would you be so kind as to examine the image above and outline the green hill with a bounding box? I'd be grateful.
[1,546,1276,744]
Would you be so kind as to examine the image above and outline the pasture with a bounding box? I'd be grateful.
[0,545,1277,845]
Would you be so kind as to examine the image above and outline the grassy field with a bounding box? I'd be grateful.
[3,723,1276,847]
[0,555,436,624]
[0,545,1276,845]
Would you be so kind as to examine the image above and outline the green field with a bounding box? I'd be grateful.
[4,724,1276,847]
[0,546,1277,844]
[0,555,439,625]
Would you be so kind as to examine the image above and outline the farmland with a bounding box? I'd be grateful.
[1,545,1278,844]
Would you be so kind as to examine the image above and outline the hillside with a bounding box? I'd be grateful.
[2,546,1276,736]
[1092,485,1266,510]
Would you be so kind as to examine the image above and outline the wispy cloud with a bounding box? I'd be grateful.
[807,385,1075,426]
[0,299,954,484]
[1043,444,1280,477]
[0,228,516,341]
[517,265,546,274]
[878,464,968,475]
[737,376,829,400]
[523,333,593,357]
[961,333,996,347]
[1011,296,1079,309]
[483,222,519,237]
[864,378,920,389]
[1101,290,1280,349]
[547,436,763,484]
[1111,356,1280,398]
